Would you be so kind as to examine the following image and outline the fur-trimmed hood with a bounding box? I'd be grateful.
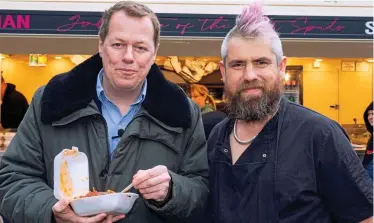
[41,53,191,128]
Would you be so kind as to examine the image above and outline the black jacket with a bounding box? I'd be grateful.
[202,111,227,139]
[1,83,28,129]
[208,98,373,223]
[362,102,373,167]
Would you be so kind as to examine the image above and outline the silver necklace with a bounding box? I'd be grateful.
[233,120,258,144]
[233,101,281,145]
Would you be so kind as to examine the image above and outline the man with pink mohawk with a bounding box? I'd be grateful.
[206,2,373,223]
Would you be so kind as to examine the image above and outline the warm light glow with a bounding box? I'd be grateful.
[315,59,323,62]
[0,54,9,59]
[55,56,62,60]
[367,59,374,63]
[70,55,89,65]
[285,73,290,81]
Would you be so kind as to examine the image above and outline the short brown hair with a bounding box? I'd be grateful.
[98,1,160,49]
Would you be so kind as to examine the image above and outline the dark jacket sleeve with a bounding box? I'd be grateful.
[144,101,210,219]
[1,91,29,129]
[317,122,373,222]
[0,87,58,223]
[10,93,29,129]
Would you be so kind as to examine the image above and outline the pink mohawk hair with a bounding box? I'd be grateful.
[221,1,283,64]
[236,1,274,37]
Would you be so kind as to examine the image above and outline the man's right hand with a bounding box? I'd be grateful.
[52,199,125,223]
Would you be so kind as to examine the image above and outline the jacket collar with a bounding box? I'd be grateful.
[41,53,192,129]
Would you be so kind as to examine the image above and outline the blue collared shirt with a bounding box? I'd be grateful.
[96,68,147,154]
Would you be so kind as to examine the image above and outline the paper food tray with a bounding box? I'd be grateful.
[54,146,89,200]
[71,192,139,217]
[54,146,139,216]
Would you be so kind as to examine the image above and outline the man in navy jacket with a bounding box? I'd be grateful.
[207,2,373,223]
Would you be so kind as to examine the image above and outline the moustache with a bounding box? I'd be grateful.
[236,81,265,94]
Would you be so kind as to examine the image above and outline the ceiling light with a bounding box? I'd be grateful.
[55,56,62,60]
[367,59,374,62]
[315,59,323,62]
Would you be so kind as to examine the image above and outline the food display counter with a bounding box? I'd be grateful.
[0,131,15,160]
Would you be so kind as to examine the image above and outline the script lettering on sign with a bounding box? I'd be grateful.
[198,16,231,31]
[56,15,103,32]
[159,16,232,35]
[54,14,350,37]
[271,16,345,35]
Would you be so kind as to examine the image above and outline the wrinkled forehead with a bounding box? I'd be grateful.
[226,36,276,62]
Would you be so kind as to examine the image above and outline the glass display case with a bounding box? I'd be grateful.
[284,66,303,105]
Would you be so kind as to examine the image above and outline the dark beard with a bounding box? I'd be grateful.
[225,78,282,123]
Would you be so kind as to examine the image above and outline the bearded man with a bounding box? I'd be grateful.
[206,2,373,223]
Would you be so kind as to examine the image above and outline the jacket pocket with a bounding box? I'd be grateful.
[136,137,180,173]
[112,136,181,174]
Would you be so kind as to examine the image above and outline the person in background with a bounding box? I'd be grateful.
[189,84,227,139]
[0,74,28,129]
[190,84,216,114]
[0,1,209,223]
[207,2,373,223]
[202,111,227,140]
[362,102,373,179]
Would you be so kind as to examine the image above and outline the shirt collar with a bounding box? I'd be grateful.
[96,68,147,106]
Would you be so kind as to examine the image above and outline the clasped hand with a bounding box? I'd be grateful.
[132,165,171,202]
